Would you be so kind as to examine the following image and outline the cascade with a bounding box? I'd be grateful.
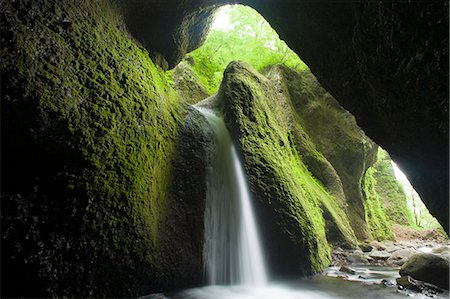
[197,107,268,286]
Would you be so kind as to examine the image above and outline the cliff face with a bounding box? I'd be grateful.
[1,0,447,297]
[264,65,378,241]
[0,0,197,297]
[212,61,362,277]
[119,0,449,232]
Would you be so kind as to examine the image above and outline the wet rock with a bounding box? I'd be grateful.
[359,243,373,252]
[387,248,416,266]
[370,241,386,251]
[358,275,368,280]
[397,275,447,295]
[346,253,369,264]
[383,241,401,253]
[396,276,422,292]
[339,266,356,274]
[438,253,450,262]
[381,279,395,287]
[432,246,450,254]
[369,250,391,261]
[399,253,449,290]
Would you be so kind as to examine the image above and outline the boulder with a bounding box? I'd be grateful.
[340,266,356,275]
[370,241,386,251]
[396,276,421,292]
[387,248,416,266]
[369,250,391,261]
[399,253,449,290]
[360,243,373,253]
[346,253,369,264]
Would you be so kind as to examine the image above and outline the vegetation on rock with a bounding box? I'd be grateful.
[363,167,396,241]
[264,65,378,241]
[1,0,188,297]
[2,0,446,296]
[187,5,307,94]
[214,61,362,276]
[370,149,415,227]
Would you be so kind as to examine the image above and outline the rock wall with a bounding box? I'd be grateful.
[214,61,360,277]
[171,59,210,105]
[264,65,378,241]
[370,149,415,227]
[1,0,447,296]
[118,0,449,232]
[0,0,201,297]
[254,0,448,232]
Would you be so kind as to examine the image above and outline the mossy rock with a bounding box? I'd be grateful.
[0,0,191,296]
[170,59,210,105]
[400,253,449,290]
[371,149,415,226]
[363,167,396,241]
[263,65,377,241]
[214,61,361,276]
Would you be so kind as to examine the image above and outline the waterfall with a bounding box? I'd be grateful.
[198,107,268,286]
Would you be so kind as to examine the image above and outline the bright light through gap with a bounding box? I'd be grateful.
[391,161,411,187]
[212,5,231,30]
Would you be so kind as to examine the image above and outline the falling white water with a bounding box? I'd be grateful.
[197,107,268,286]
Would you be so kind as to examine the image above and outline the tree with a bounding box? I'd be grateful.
[188,5,308,93]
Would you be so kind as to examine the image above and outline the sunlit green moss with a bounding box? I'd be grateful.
[215,61,364,273]
[371,149,415,227]
[1,0,182,296]
[363,168,395,241]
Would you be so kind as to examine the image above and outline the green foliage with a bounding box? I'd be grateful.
[400,177,444,230]
[363,168,395,241]
[371,149,415,227]
[189,5,308,93]
[1,0,181,296]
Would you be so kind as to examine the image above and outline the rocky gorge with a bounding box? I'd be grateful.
[1,0,448,298]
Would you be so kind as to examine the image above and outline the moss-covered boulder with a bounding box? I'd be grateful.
[263,65,378,241]
[399,253,449,290]
[171,58,210,105]
[214,61,359,277]
[0,0,200,297]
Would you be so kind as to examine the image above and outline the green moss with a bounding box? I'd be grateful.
[371,149,415,226]
[363,168,395,241]
[1,0,182,296]
[265,65,377,241]
[215,61,362,274]
[169,60,209,104]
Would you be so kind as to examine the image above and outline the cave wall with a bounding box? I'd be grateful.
[119,0,449,232]
[370,149,415,228]
[213,61,361,277]
[253,0,449,233]
[0,0,203,296]
[1,0,448,296]
[264,65,378,241]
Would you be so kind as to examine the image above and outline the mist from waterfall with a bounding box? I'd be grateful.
[198,107,268,286]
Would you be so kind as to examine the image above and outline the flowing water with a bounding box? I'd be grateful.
[198,107,268,286]
[141,108,449,299]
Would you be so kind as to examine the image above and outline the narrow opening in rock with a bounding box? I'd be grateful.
[391,161,443,232]
[176,4,308,94]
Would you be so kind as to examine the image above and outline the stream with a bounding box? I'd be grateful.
[142,108,448,299]
[144,265,448,299]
